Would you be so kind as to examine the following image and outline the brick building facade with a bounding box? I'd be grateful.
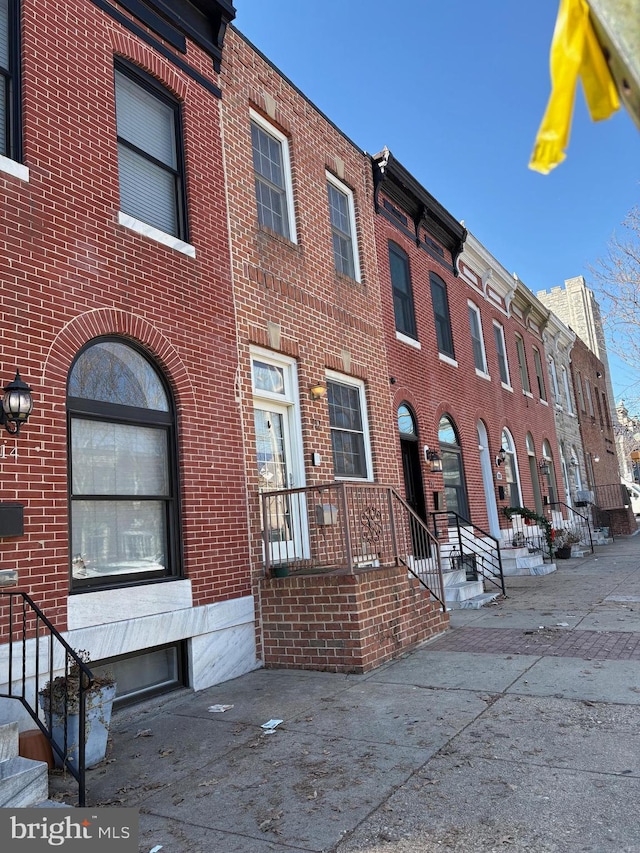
[0,0,258,707]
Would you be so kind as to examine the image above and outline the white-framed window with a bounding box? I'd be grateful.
[326,171,360,281]
[250,110,296,242]
[549,356,560,401]
[561,366,574,413]
[493,321,510,386]
[515,334,530,394]
[468,302,488,375]
[115,61,187,241]
[501,427,522,508]
[326,371,372,480]
[533,347,547,401]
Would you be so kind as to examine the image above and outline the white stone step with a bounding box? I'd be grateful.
[453,591,501,610]
[0,755,48,807]
[0,721,19,761]
[441,568,469,586]
[444,580,484,602]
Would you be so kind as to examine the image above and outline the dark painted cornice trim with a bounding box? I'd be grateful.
[377,207,456,275]
[90,0,222,98]
[372,148,467,275]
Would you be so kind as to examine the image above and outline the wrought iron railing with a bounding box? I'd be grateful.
[595,483,632,510]
[430,511,505,595]
[260,481,446,609]
[0,591,93,806]
[549,502,594,553]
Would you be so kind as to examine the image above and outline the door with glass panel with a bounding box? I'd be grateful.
[252,354,306,562]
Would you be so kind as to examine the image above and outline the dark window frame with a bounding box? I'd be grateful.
[1,0,22,161]
[533,347,547,401]
[67,336,182,592]
[430,272,455,358]
[515,333,530,394]
[115,58,188,241]
[389,242,417,339]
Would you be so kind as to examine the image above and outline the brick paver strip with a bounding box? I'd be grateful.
[427,627,640,660]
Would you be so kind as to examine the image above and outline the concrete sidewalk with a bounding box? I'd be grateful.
[52,534,640,852]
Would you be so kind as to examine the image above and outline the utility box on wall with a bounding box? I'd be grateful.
[0,503,24,537]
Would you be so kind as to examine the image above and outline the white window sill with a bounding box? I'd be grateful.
[501,382,513,392]
[396,330,421,349]
[475,368,491,381]
[0,154,29,183]
[540,399,549,406]
[118,211,196,257]
[438,353,458,368]
[523,390,533,398]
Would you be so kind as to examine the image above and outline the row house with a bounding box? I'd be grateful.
[0,0,257,713]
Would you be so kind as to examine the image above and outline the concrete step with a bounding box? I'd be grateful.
[450,591,501,610]
[0,722,19,761]
[0,755,48,807]
[444,580,484,603]
[441,568,469,586]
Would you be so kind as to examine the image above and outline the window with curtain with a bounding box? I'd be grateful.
[115,62,186,239]
[493,322,510,385]
[251,114,294,240]
[468,302,487,373]
[327,173,359,280]
[0,0,20,160]
[430,272,455,358]
[68,339,180,590]
[501,428,522,507]
[389,243,416,339]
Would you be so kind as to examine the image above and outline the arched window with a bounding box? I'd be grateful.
[438,414,469,519]
[397,404,417,437]
[67,338,179,589]
[500,428,522,507]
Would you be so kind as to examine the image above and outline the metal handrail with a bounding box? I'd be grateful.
[0,591,93,806]
[549,501,594,553]
[430,510,505,595]
[260,481,446,609]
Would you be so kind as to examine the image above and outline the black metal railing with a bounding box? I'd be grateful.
[260,481,446,609]
[0,591,93,806]
[503,511,552,560]
[549,502,594,553]
[430,511,505,595]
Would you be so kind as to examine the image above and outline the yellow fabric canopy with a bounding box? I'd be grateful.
[529,0,620,174]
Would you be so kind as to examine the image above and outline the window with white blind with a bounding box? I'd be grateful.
[0,0,21,162]
[493,322,510,386]
[468,302,487,374]
[68,339,180,590]
[115,62,187,240]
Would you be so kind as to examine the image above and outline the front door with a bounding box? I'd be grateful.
[401,438,426,522]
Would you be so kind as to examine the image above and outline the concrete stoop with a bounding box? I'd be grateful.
[442,568,501,609]
[0,721,50,808]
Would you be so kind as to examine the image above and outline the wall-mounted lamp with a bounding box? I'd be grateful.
[594,455,600,463]
[539,460,550,476]
[596,371,602,378]
[0,372,33,435]
[570,457,579,467]
[424,446,443,473]
[309,381,328,401]
[496,447,506,466]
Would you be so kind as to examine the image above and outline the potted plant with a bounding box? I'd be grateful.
[39,649,116,770]
[552,527,581,559]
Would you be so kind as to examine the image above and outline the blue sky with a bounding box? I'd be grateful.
[234,1,639,404]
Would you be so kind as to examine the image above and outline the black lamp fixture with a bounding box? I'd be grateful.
[424,446,443,473]
[1,371,34,435]
[496,447,506,466]
[539,460,550,476]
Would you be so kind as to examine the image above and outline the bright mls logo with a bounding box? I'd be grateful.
[1,808,138,851]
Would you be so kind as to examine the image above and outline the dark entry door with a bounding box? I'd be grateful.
[401,437,429,556]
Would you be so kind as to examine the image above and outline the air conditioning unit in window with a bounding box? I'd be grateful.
[576,490,594,505]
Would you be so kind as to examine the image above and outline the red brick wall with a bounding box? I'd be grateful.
[220,30,401,595]
[375,206,562,529]
[260,567,448,673]
[0,1,250,623]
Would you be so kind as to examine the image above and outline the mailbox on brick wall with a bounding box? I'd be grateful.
[0,503,24,537]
